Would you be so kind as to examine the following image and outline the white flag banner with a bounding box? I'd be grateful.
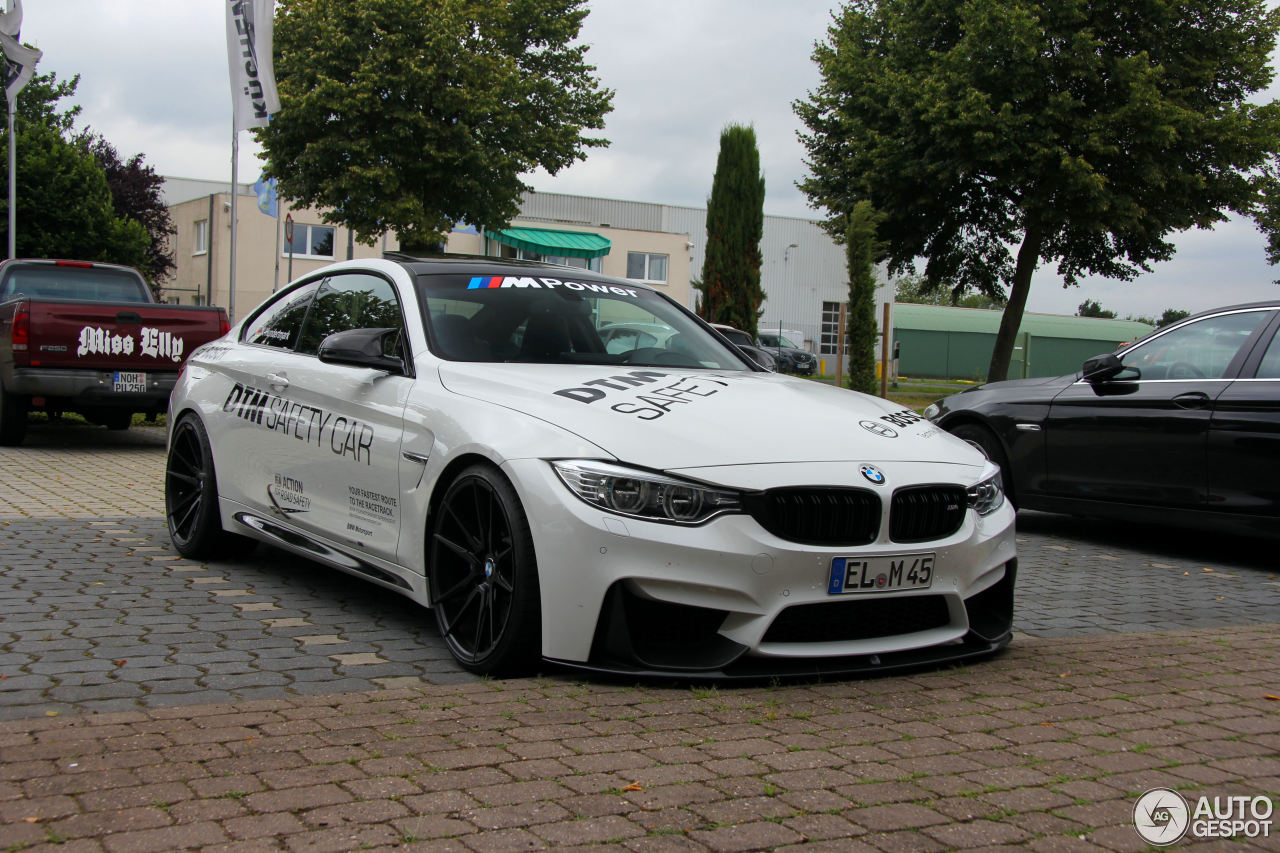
[225,0,280,130]
[0,0,23,38]
[1,32,39,110]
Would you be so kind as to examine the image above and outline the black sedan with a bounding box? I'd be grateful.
[925,301,1280,538]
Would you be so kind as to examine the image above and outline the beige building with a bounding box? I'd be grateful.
[161,179,694,323]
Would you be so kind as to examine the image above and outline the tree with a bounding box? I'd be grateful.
[893,274,1006,309]
[0,124,148,266]
[844,201,881,394]
[259,0,613,250]
[697,124,765,334]
[796,0,1280,382]
[1077,299,1116,319]
[78,134,176,286]
[0,70,148,267]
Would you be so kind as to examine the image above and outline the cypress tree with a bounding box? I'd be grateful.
[697,125,765,334]
[845,201,882,394]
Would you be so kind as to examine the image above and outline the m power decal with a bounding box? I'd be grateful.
[554,371,743,421]
[467,275,640,298]
[223,383,375,464]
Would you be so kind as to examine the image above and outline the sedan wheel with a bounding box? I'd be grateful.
[951,422,1016,507]
[428,464,540,675]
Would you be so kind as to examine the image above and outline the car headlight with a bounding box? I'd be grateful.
[922,403,940,420]
[966,470,1004,516]
[551,460,742,525]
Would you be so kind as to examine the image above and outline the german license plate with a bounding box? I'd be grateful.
[112,371,146,393]
[828,553,935,594]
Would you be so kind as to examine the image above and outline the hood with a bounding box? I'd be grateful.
[438,363,986,472]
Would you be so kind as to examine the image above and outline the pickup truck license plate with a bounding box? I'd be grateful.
[828,553,934,594]
[112,371,147,393]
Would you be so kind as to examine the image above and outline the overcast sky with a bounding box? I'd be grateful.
[18,0,1280,319]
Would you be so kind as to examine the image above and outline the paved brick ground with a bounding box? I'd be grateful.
[1,421,1277,850]
[1,626,1277,852]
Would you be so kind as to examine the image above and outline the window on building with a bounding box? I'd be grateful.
[626,252,668,284]
[193,219,208,255]
[284,224,336,259]
[496,244,602,272]
[819,301,845,355]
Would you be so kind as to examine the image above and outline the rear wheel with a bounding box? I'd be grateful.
[427,464,541,675]
[165,413,253,558]
[0,383,26,446]
[950,422,1015,507]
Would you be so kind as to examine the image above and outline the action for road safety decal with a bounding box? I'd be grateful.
[223,383,374,464]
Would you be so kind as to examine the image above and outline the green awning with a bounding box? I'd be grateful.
[489,226,611,259]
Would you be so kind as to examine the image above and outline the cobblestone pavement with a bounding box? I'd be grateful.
[1,422,1277,851]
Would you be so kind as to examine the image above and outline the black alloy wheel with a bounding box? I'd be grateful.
[428,464,540,675]
[165,414,252,558]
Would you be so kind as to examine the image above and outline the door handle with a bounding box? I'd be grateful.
[266,372,289,390]
[1172,391,1210,409]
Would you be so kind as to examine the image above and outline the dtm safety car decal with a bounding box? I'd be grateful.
[223,383,375,464]
[467,275,641,298]
[554,371,750,421]
[76,326,187,362]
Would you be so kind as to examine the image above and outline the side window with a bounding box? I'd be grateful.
[1121,310,1269,380]
[1255,326,1280,379]
[242,280,321,349]
[295,273,404,356]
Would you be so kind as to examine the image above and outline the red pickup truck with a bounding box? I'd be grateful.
[0,259,230,446]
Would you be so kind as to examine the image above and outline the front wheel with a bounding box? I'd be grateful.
[950,422,1016,508]
[165,413,254,558]
[427,464,541,675]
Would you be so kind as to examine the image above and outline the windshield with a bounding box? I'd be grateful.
[760,333,798,348]
[417,272,751,370]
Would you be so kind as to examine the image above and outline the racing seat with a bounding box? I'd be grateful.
[520,312,572,361]
[433,313,490,360]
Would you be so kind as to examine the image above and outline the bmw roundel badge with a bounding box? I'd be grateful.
[860,464,886,485]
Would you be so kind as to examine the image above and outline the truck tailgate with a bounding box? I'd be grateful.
[24,300,226,371]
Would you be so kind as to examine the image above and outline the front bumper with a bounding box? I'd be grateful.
[505,458,1017,678]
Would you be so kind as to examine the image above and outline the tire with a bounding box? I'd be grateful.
[0,383,27,446]
[950,422,1016,507]
[427,464,541,676]
[102,411,133,431]
[165,413,254,559]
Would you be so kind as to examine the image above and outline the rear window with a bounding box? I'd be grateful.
[0,264,151,303]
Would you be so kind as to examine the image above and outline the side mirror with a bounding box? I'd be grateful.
[318,327,405,373]
[1082,352,1140,383]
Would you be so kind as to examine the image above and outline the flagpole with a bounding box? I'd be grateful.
[7,99,14,259]
[229,114,238,323]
